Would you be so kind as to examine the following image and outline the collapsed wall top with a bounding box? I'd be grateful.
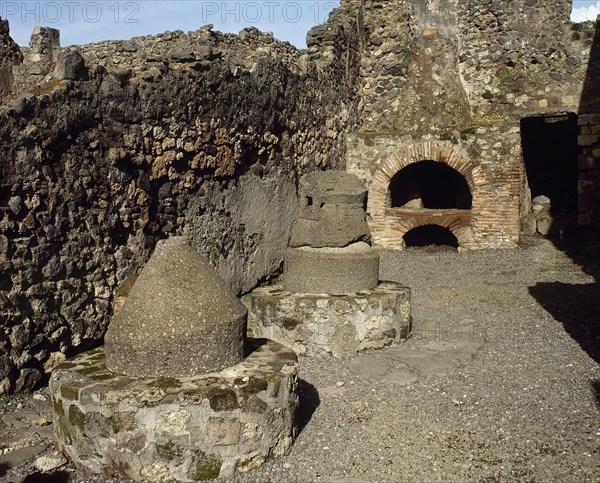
[289,170,371,248]
[104,236,247,378]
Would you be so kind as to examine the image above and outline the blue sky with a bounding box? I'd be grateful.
[1,1,598,49]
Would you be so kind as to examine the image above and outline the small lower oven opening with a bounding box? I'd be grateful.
[403,224,459,250]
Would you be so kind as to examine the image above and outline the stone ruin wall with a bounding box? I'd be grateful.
[0,8,362,394]
[344,0,599,248]
[0,18,22,100]
[0,0,599,394]
[352,0,591,129]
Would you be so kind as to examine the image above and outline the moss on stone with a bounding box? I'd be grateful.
[76,365,102,375]
[87,351,106,362]
[68,404,85,430]
[265,373,281,397]
[51,396,65,417]
[240,395,268,412]
[60,382,81,401]
[90,373,117,381]
[398,325,412,341]
[383,328,397,340]
[59,422,73,445]
[148,378,183,389]
[187,452,222,481]
[112,411,136,433]
[244,376,268,395]
[156,441,184,460]
[207,387,239,411]
[182,389,207,404]
[281,318,300,330]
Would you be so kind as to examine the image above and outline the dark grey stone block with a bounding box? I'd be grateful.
[284,243,379,294]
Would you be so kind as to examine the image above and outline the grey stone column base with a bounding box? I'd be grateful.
[283,244,379,294]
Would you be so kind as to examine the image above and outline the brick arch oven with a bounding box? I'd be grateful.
[365,141,518,251]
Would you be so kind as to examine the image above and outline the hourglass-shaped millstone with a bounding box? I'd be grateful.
[105,237,246,378]
[285,171,379,293]
[289,170,371,248]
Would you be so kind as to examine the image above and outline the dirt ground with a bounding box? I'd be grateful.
[1,236,599,482]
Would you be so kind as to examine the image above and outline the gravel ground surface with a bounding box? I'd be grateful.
[1,236,599,482]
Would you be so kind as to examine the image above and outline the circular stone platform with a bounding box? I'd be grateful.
[249,282,412,358]
[49,339,298,481]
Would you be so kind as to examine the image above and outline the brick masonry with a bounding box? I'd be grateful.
[348,136,522,250]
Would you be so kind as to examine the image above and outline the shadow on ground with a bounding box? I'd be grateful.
[530,229,600,408]
[295,379,320,435]
[528,281,600,364]
[21,471,70,482]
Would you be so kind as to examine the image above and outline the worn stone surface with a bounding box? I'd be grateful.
[289,171,370,248]
[54,50,88,81]
[34,450,67,472]
[49,341,298,480]
[536,214,554,236]
[105,237,246,377]
[521,214,537,236]
[184,173,300,295]
[346,337,483,383]
[532,195,551,207]
[249,282,411,357]
[284,243,379,294]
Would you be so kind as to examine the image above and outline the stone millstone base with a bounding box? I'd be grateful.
[284,244,379,293]
[49,340,298,481]
[249,282,412,358]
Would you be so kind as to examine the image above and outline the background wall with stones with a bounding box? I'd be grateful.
[0,8,362,394]
[344,0,599,249]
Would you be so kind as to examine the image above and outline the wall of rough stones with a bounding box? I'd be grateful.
[1,0,599,394]
[344,0,599,250]
[352,0,594,130]
[0,7,362,394]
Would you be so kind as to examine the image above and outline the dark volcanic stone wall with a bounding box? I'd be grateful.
[0,15,361,393]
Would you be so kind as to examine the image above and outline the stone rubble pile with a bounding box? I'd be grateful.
[522,195,556,236]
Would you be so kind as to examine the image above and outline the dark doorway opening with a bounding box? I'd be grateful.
[520,114,578,214]
[389,161,472,209]
[404,224,459,249]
